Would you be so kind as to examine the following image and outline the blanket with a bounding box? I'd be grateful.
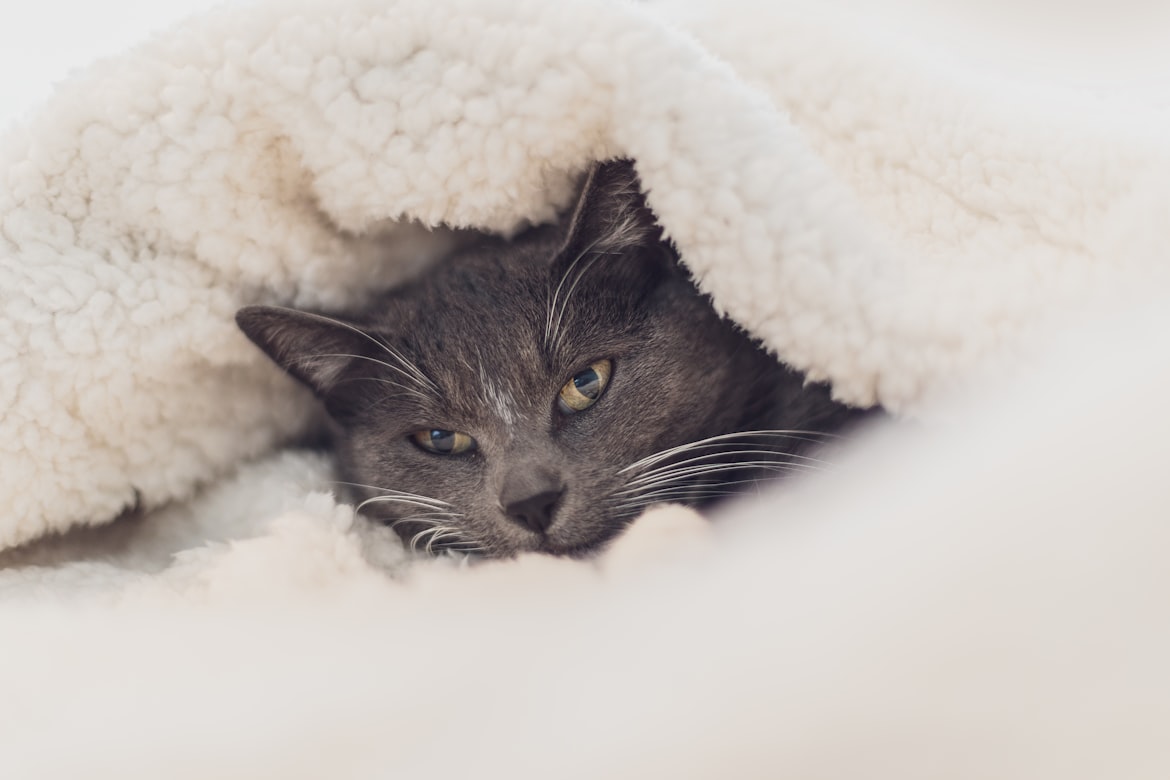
[2,0,1169,776]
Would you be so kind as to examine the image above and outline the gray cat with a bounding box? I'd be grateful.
[237,160,868,558]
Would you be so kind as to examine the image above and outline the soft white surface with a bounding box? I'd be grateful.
[0,0,231,121]
[3,314,1170,779]
[1,0,1169,776]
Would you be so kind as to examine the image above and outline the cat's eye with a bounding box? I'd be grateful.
[558,359,613,414]
[411,429,476,455]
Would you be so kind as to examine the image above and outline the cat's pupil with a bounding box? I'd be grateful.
[429,430,456,453]
[573,369,601,400]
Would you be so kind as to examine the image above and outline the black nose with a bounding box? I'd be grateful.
[503,489,563,534]
[499,467,565,534]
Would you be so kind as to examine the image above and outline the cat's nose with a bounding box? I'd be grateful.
[499,467,565,535]
[503,489,563,534]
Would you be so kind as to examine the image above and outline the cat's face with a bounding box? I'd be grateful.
[238,161,856,557]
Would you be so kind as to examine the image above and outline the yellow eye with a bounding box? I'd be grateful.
[411,429,476,455]
[558,359,613,414]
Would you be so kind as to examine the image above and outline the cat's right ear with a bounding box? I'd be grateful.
[235,306,369,396]
[559,159,661,258]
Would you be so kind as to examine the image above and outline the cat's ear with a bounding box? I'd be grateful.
[559,158,662,258]
[236,306,369,396]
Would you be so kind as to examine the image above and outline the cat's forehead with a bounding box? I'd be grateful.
[371,246,557,403]
[389,248,550,349]
[366,239,653,417]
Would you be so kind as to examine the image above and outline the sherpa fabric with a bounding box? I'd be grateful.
[2,0,1169,777]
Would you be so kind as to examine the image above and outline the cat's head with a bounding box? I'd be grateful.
[238,160,850,557]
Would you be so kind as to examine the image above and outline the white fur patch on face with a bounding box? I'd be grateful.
[478,366,518,427]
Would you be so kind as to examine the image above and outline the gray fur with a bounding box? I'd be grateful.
[237,160,869,558]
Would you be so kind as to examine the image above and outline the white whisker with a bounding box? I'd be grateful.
[613,490,738,512]
[611,473,790,514]
[425,528,466,555]
[335,482,450,507]
[624,448,828,486]
[545,240,598,347]
[297,353,437,399]
[386,515,450,531]
[622,461,815,491]
[334,376,434,404]
[356,496,455,514]
[544,237,615,351]
[550,250,619,353]
[446,543,487,554]
[619,430,836,475]
[610,428,835,513]
[410,527,440,554]
[613,463,814,500]
[287,310,441,393]
[617,474,796,505]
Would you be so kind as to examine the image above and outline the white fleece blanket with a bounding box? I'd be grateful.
[3,0,1170,776]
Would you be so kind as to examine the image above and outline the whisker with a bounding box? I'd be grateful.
[616,474,791,505]
[545,238,601,347]
[380,343,439,394]
[282,310,441,393]
[612,489,742,512]
[426,528,468,555]
[610,473,790,515]
[409,527,438,554]
[386,515,451,531]
[544,238,617,352]
[333,376,434,404]
[613,467,814,502]
[334,475,474,556]
[619,430,837,475]
[624,448,829,486]
[620,461,816,492]
[356,496,455,514]
[292,353,437,398]
[334,482,450,507]
[412,525,467,556]
[550,250,620,353]
[445,543,487,554]
[358,505,470,557]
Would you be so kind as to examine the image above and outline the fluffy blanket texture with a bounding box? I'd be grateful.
[2,0,1169,776]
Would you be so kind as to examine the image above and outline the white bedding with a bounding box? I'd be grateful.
[2,0,1168,776]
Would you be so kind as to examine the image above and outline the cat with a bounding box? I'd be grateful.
[236,160,869,558]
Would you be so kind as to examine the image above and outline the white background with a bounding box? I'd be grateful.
[2,0,1169,125]
[0,0,227,122]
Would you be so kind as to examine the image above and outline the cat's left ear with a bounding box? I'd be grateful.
[236,305,371,397]
[558,158,663,259]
